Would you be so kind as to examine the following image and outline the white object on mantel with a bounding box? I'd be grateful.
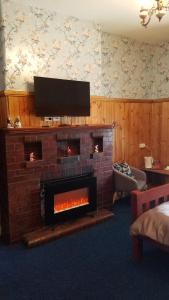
[139,143,146,149]
[144,156,153,169]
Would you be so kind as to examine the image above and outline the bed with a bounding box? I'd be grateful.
[130,183,169,261]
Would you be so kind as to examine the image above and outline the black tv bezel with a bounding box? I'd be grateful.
[34,76,90,117]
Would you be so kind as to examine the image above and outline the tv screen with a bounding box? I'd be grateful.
[34,76,90,117]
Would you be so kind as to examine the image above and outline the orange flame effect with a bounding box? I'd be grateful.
[54,188,89,213]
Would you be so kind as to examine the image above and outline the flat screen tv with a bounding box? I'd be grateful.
[34,76,90,117]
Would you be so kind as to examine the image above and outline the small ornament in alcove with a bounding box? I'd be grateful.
[94,144,99,153]
[67,146,72,156]
[29,152,36,162]
[14,116,22,128]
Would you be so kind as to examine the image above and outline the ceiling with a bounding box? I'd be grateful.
[20,0,169,44]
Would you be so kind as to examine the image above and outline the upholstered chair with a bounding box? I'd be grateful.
[112,164,147,202]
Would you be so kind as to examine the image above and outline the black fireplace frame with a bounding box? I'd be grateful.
[43,175,97,225]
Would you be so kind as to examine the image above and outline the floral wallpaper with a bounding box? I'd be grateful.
[1,0,102,95]
[101,32,155,99]
[0,1,5,90]
[1,0,169,99]
[151,42,169,99]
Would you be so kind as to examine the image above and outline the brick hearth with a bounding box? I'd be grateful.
[0,125,113,243]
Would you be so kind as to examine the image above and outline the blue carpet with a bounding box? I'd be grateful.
[1,199,169,300]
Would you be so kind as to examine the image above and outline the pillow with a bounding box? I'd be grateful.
[113,161,132,177]
[130,202,169,247]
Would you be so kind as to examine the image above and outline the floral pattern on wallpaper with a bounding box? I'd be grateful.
[1,0,102,95]
[151,42,169,99]
[0,0,5,90]
[1,0,169,99]
[101,32,155,99]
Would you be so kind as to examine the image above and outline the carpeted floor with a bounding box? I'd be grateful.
[1,198,169,300]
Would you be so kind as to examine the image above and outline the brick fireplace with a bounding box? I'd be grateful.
[0,125,113,243]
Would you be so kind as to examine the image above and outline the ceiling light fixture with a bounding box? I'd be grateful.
[139,0,169,27]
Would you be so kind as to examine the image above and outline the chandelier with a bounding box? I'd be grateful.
[139,0,169,27]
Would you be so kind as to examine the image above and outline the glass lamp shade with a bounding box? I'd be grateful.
[156,9,166,20]
[139,9,148,19]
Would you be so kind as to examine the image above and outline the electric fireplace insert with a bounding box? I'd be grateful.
[42,174,97,225]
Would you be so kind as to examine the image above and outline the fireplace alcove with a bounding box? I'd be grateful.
[42,174,97,225]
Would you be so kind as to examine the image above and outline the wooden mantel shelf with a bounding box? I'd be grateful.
[0,124,113,135]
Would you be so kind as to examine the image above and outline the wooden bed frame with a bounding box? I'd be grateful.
[131,183,169,261]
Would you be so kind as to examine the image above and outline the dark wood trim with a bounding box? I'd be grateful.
[1,90,169,103]
[0,125,113,135]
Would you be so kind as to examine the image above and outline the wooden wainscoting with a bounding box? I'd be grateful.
[0,90,169,168]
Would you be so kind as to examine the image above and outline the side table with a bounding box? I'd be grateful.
[143,168,169,186]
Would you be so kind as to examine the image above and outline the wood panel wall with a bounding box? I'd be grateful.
[1,90,169,168]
